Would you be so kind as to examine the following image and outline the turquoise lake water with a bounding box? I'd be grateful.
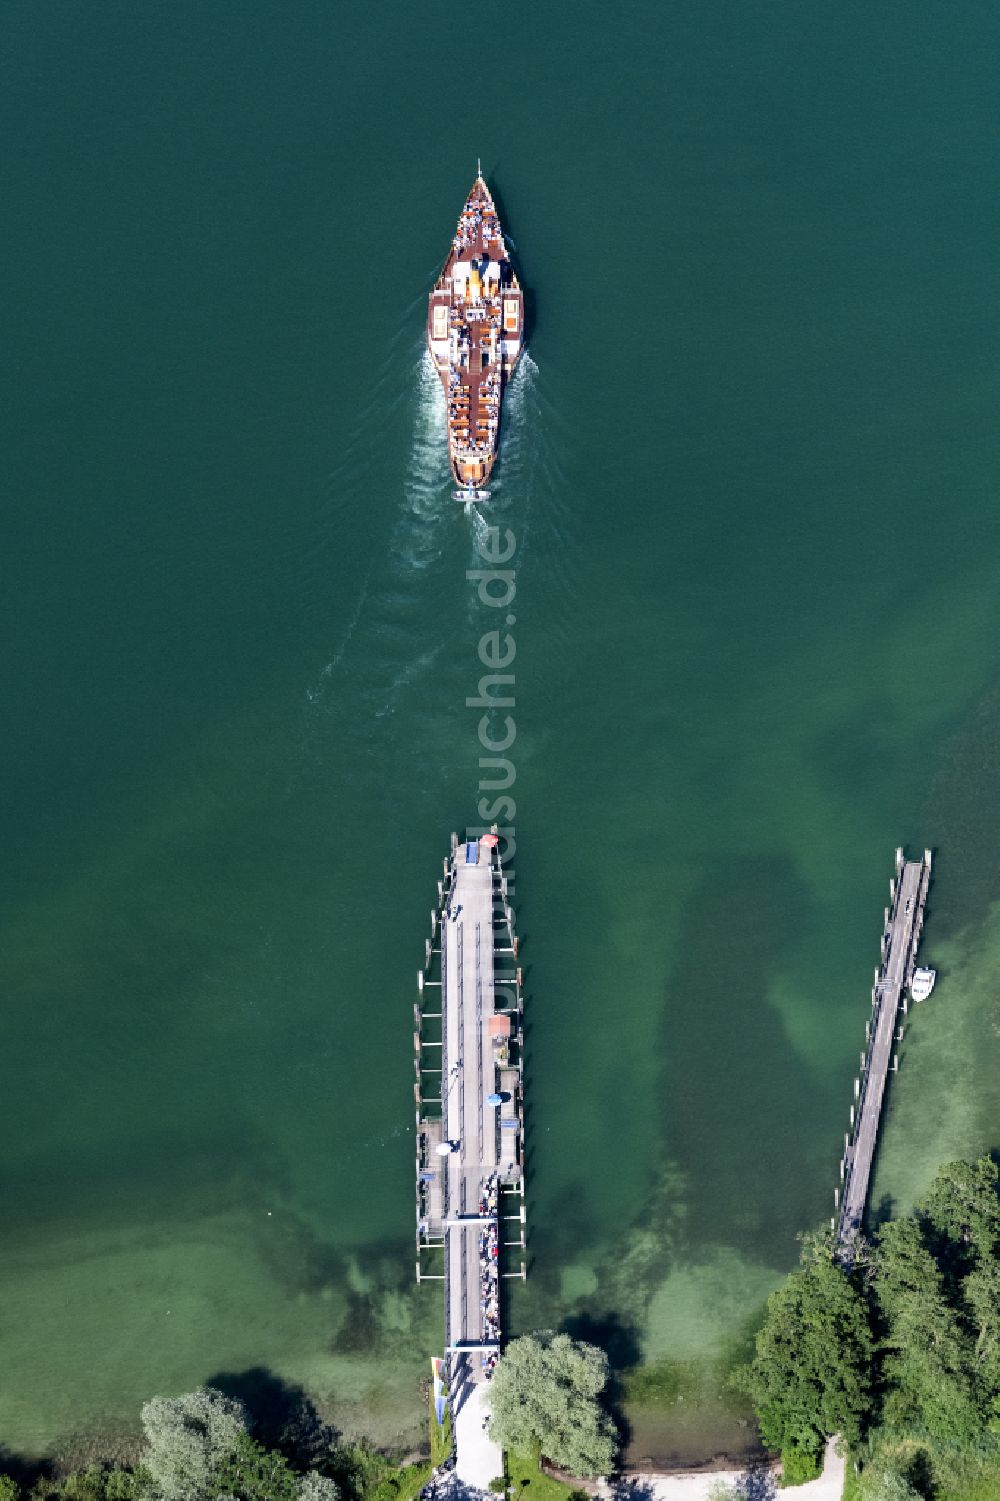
[5,0,1000,1468]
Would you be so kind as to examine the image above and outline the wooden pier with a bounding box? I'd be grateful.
[414,831,524,1488]
[834,847,932,1264]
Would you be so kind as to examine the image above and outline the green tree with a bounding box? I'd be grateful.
[861,1466,921,1501]
[919,1156,1000,1264]
[0,1478,17,1501]
[212,1431,302,1501]
[964,1253,1000,1426]
[104,1476,138,1501]
[28,1470,137,1501]
[487,1332,617,1477]
[780,1445,822,1485]
[61,1472,130,1501]
[139,1396,337,1501]
[296,1475,339,1501]
[741,1237,871,1468]
[873,1217,980,1442]
[140,1387,248,1500]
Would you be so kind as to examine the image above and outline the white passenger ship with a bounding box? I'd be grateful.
[426,168,525,500]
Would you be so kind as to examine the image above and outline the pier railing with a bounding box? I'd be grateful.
[833,847,932,1263]
[415,833,525,1283]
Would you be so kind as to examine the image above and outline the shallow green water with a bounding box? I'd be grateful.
[5,0,1000,1468]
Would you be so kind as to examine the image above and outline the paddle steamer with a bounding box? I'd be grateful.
[426,167,525,500]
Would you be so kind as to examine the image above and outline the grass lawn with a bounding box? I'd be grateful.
[386,1462,433,1501]
[840,1471,860,1501]
[504,1449,584,1501]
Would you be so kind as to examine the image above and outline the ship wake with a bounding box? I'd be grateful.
[463,353,578,657]
[299,346,455,766]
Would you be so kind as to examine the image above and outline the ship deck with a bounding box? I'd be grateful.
[427,178,523,486]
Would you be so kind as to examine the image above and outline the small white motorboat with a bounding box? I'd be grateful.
[911,967,937,1002]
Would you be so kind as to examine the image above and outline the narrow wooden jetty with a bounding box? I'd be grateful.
[835,847,932,1264]
[414,832,525,1489]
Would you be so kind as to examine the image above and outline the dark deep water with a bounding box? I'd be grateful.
[5,0,1000,1465]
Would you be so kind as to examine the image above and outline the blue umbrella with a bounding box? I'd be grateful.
[486,1093,503,1107]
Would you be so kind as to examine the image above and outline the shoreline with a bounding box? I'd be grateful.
[605,1438,845,1500]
